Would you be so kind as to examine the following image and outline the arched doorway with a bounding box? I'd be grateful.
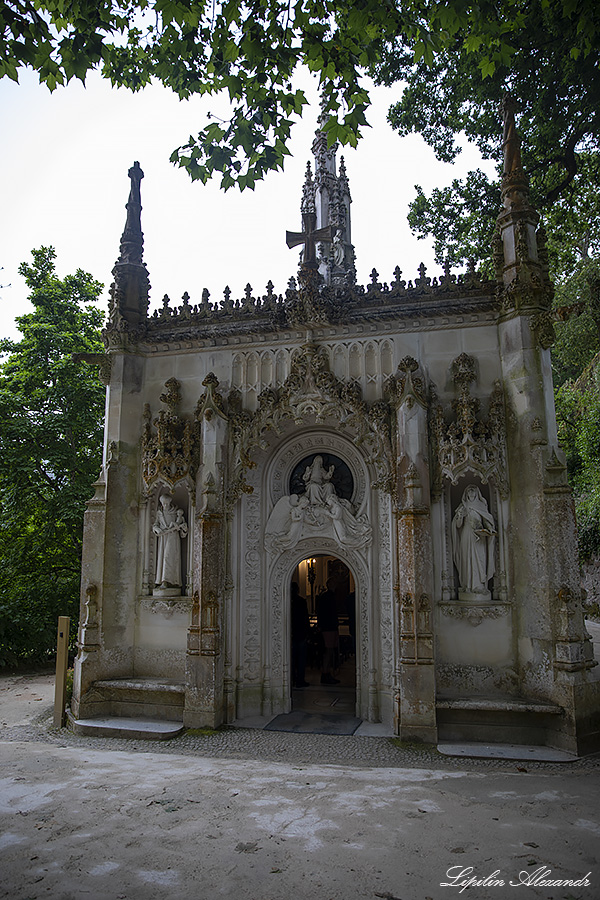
[290,555,357,717]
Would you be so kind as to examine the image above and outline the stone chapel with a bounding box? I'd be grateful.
[71,99,600,753]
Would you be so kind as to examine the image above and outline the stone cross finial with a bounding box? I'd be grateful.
[286,211,335,269]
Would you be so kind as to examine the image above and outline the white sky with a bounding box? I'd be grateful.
[0,69,498,340]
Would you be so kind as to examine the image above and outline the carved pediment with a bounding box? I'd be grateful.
[227,343,395,504]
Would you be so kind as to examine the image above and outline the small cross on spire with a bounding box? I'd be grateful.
[286,210,335,270]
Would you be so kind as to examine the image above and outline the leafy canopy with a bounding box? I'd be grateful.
[374,0,600,275]
[0,247,105,666]
[2,1,598,189]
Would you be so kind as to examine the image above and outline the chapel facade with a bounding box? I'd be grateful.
[71,100,600,753]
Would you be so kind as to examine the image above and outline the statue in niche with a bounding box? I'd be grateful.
[265,457,371,552]
[332,230,345,268]
[153,493,188,595]
[451,485,496,601]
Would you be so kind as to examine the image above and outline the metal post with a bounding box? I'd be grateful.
[53,616,70,728]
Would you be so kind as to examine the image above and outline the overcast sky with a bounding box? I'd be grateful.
[0,69,498,341]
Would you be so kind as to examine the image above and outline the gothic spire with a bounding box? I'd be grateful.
[301,161,315,214]
[107,161,151,331]
[119,161,145,266]
[493,95,553,329]
[297,107,355,287]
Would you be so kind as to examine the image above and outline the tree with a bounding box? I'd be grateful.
[374,2,600,274]
[1,1,598,189]
[555,356,600,561]
[0,247,105,666]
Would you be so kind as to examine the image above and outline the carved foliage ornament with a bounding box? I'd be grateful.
[284,265,342,327]
[385,355,427,410]
[142,374,225,489]
[429,353,508,497]
[439,602,510,627]
[530,311,555,350]
[227,343,396,506]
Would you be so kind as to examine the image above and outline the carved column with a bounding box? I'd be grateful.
[72,352,145,719]
[496,98,600,752]
[183,375,228,728]
[389,358,437,742]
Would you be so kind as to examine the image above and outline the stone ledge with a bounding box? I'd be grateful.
[95,678,185,694]
[436,697,562,715]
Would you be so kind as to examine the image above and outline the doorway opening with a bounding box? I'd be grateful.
[290,555,356,716]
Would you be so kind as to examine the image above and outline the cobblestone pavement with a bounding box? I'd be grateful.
[2,705,600,775]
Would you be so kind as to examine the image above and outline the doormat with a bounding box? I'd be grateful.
[264,711,362,735]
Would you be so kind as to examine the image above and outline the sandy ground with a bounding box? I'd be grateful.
[0,671,56,727]
[1,671,599,900]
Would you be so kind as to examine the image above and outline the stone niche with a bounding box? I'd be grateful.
[143,482,193,599]
[133,480,194,679]
[436,477,513,685]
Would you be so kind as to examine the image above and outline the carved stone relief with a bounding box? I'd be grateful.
[270,432,368,510]
[377,493,394,689]
[139,598,192,618]
[429,353,508,498]
[241,485,262,683]
[141,378,201,490]
[439,602,510,627]
[264,454,372,553]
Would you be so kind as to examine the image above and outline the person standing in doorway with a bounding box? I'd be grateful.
[316,578,340,685]
[291,582,310,688]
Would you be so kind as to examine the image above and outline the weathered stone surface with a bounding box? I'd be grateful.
[71,108,600,754]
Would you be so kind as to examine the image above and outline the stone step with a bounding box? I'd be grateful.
[438,741,577,762]
[67,711,184,740]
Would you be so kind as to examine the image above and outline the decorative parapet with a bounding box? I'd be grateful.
[99,257,498,349]
[429,353,508,497]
